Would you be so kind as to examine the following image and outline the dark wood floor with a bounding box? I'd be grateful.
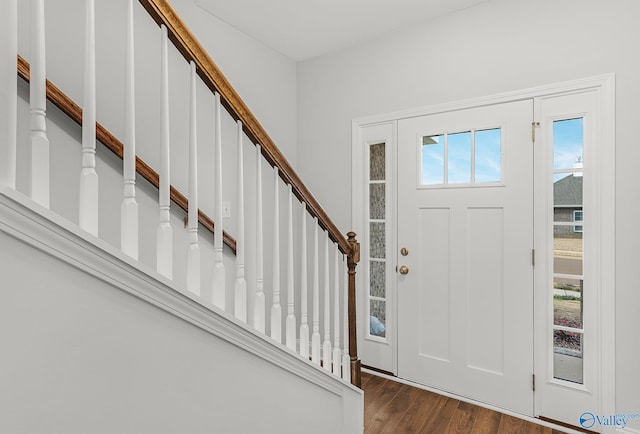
[362,372,568,434]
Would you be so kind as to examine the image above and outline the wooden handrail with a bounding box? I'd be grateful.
[138,0,351,256]
[16,55,237,254]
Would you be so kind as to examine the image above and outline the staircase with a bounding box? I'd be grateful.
[0,0,363,432]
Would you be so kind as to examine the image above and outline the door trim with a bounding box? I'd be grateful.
[352,74,615,423]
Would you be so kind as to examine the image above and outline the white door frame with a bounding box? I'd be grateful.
[352,74,615,426]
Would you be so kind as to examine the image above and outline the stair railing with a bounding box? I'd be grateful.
[1,0,361,386]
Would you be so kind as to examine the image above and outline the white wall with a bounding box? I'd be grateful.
[0,199,362,433]
[169,0,299,167]
[297,0,640,426]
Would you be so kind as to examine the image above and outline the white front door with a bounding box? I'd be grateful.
[396,99,535,415]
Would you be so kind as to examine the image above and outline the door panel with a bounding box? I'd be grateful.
[467,206,504,375]
[416,207,450,362]
[397,99,534,415]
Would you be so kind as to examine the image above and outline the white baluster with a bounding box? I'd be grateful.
[156,25,172,279]
[254,145,265,333]
[332,243,341,376]
[234,120,247,322]
[212,92,225,309]
[270,167,282,343]
[0,0,17,189]
[29,0,49,207]
[186,61,200,295]
[342,253,351,383]
[79,0,98,235]
[121,0,138,259]
[311,219,321,365]
[322,232,332,372]
[299,203,309,358]
[285,185,296,351]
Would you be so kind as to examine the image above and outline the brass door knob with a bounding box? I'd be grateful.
[399,265,409,275]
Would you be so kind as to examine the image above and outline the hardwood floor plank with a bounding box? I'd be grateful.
[420,395,461,433]
[471,406,502,434]
[527,421,553,433]
[378,385,421,433]
[362,373,388,405]
[360,372,374,389]
[446,401,480,433]
[362,372,565,434]
[497,414,528,434]
[395,387,441,433]
[364,376,403,431]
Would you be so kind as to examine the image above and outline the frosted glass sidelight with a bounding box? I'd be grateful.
[369,143,385,180]
[369,261,385,298]
[370,300,386,338]
[369,183,385,220]
[369,222,385,259]
[368,139,388,343]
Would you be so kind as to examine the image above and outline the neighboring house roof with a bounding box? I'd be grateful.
[554,174,583,207]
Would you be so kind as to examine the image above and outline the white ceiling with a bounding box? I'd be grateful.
[194,0,491,61]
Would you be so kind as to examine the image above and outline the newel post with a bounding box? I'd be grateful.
[347,231,361,387]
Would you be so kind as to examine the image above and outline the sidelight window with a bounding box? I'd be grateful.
[552,117,585,384]
[368,143,387,338]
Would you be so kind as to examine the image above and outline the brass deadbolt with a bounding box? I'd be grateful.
[400,247,409,256]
